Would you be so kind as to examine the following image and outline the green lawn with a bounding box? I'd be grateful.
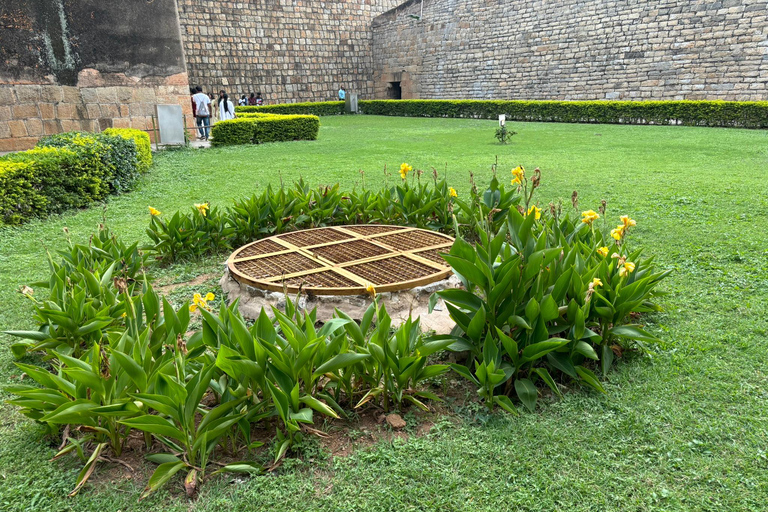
[1,116,767,511]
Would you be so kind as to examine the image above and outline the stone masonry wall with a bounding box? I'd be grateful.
[371,0,768,101]
[0,0,190,151]
[177,0,402,103]
[0,79,191,152]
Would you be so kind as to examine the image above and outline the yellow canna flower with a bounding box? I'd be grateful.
[365,283,376,298]
[205,292,215,301]
[189,303,198,312]
[148,206,161,216]
[527,205,541,220]
[620,215,636,228]
[449,187,458,198]
[195,202,210,217]
[597,246,609,257]
[399,163,412,180]
[611,225,625,241]
[618,261,636,277]
[581,210,599,224]
[511,166,525,180]
[591,277,603,287]
[193,293,202,302]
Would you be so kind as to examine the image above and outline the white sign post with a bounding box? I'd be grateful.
[499,114,506,126]
[155,104,185,145]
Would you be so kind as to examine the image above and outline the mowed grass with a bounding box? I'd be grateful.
[1,116,767,511]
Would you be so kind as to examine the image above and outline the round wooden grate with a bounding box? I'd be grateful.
[227,226,455,295]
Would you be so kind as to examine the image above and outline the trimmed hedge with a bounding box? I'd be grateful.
[210,118,260,146]
[254,115,320,143]
[240,99,768,128]
[0,129,152,226]
[357,99,768,128]
[0,160,45,225]
[211,114,320,146]
[103,128,152,173]
[38,131,140,194]
[1,146,106,222]
[236,101,344,116]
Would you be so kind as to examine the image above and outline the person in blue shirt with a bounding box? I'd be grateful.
[338,87,346,100]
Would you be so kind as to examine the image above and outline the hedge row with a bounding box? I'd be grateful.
[104,127,152,173]
[236,101,345,116]
[0,128,151,226]
[210,114,320,146]
[243,99,768,128]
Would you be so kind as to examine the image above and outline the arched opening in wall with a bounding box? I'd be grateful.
[387,81,402,99]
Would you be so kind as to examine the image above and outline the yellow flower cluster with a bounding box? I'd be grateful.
[611,215,636,241]
[365,283,376,298]
[618,261,636,277]
[511,166,525,186]
[597,246,609,257]
[148,206,161,216]
[526,205,541,220]
[399,163,412,180]
[620,215,637,228]
[591,277,603,288]
[449,187,458,198]
[189,292,215,312]
[581,210,599,225]
[195,202,210,217]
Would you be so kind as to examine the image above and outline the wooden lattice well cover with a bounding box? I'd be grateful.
[226,226,455,295]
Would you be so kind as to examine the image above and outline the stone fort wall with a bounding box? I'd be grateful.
[176,0,403,103]
[0,0,191,151]
[371,0,768,101]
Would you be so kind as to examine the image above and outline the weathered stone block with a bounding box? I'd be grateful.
[25,118,44,137]
[12,104,39,119]
[8,120,28,138]
[56,104,78,119]
[38,103,56,120]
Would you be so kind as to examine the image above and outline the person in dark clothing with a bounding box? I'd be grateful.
[248,92,257,105]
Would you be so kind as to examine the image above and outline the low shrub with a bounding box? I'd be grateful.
[357,99,768,128]
[210,114,320,146]
[0,160,46,225]
[38,131,140,194]
[103,128,152,173]
[210,118,258,146]
[0,129,151,226]
[236,99,768,128]
[236,100,344,116]
[1,146,107,216]
[253,114,319,143]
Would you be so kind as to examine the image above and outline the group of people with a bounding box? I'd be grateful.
[238,92,264,106]
[190,87,264,140]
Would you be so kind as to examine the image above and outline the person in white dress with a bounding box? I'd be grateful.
[218,93,236,122]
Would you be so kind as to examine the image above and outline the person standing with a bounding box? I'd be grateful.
[248,92,257,105]
[192,86,212,140]
[338,87,346,100]
[208,93,218,122]
[219,93,235,122]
